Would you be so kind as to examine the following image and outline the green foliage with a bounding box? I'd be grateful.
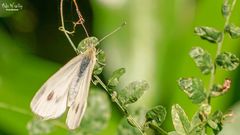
[117,80,149,105]
[178,77,206,104]
[210,79,231,97]
[225,24,240,39]
[94,49,106,75]
[189,47,213,75]
[145,105,167,127]
[27,119,54,135]
[171,104,191,135]
[207,111,223,134]
[215,52,239,71]
[194,26,223,43]
[77,37,99,52]
[107,68,126,87]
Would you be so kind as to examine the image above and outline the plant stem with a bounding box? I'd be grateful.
[208,0,237,92]
[148,123,168,135]
[60,0,78,53]
[93,75,145,135]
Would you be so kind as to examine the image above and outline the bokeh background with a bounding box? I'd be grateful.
[0,0,240,134]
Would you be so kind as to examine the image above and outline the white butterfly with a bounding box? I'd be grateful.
[30,37,98,130]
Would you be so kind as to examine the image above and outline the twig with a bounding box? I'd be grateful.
[60,0,78,53]
[72,0,89,37]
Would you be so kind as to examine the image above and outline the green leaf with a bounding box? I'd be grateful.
[80,90,111,134]
[210,79,231,97]
[225,24,240,39]
[207,120,219,130]
[96,49,106,64]
[194,26,223,43]
[178,77,206,104]
[208,111,223,133]
[216,52,239,71]
[190,112,205,135]
[93,63,104,75]
[117,108,146,135]
[145,105,167,127]
[189,47,213,75]
[222,1,230,18]
[27,119,53,135]
[171,104,191,135]
[93,50,106,75]
[107,68,126,87]
[117,80,149,105]
[77,37,99,52]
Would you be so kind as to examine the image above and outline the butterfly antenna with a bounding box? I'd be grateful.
[98,22,127,44]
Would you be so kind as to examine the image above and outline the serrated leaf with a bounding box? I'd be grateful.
[194,26,223,43]
[80,90,111,134]
[189,47,213,75]
[146,105,167,127]
[117,108,146,135]
[171,104,191,135]
[77,37,99,52]
[107,68,126,87]
[222,1,230,18]
[117,80,149,105]
[225,24,240,39]
[178,77,206,104]
[216,52,239,71]
[27,119,53,135]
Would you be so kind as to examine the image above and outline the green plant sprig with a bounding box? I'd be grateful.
[208,0,237,94]
[175,0,240,134]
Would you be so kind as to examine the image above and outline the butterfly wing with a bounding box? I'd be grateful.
[30,54,84,119]
[66,48,96,130]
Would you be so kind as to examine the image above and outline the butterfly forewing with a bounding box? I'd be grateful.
[66,48,96,130]
[30,54,84,119]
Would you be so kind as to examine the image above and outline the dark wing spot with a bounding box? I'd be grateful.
[47,91,54,101]
[75,104,80,113]
[78,56,91,77]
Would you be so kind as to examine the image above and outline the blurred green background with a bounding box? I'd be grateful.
[0,0,240,134]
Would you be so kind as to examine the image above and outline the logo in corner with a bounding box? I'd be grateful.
[1,2,23,12]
